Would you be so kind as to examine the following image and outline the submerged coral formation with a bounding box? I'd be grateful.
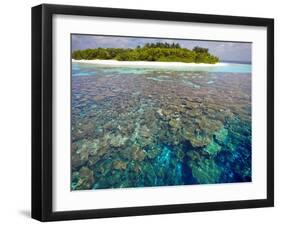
[71,63,252,190]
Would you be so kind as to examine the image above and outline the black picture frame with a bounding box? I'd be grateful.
[32,3,274,222]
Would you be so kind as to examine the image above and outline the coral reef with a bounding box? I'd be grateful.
[188,156,221,184]
[109,134,128,148]
[72,166,94,190]
[71,63,252,190]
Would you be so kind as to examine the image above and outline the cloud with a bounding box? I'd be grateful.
[72,34,252,62]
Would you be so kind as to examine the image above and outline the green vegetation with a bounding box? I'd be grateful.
[72,42,219,64]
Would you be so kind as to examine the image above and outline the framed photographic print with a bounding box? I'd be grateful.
[31,4,274,221]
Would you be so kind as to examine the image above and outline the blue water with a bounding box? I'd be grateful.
[71,61,252,190]
[72,62,251,76]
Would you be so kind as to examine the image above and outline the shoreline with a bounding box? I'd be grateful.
[72,59,228,67]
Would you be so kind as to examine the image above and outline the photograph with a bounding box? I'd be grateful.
[71,34,252,191]
[31,3,274,221]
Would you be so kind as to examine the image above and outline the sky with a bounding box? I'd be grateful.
[72,34,252,63]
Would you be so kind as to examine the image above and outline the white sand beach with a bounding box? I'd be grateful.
[72,59,228,67]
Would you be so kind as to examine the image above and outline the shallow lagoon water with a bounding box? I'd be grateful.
[71,62,252,190]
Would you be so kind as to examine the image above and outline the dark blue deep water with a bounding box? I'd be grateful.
[71,62,252,190]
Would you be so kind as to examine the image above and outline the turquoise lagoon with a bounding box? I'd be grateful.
[71,62,252,190]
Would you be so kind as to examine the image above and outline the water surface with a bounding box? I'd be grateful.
[71,62,252,190]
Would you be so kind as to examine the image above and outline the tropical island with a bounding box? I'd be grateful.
[72,42,219,64]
